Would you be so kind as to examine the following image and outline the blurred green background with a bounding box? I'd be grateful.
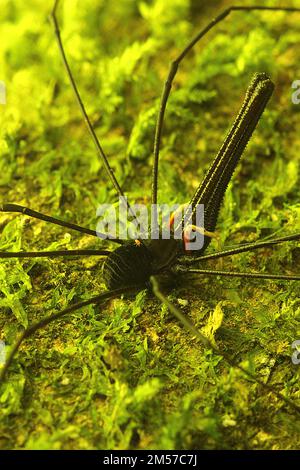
[0,0,300,450]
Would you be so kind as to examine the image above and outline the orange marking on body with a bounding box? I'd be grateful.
[183,228,191,252]
[169,212,175,227]
[169,203,189,228]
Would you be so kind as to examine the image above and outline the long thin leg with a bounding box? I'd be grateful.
[150,276,300,414]
[50,0,124,199]
[173,266,300,281]
[151,5,300,205]
[50,0,140,232]
[0,284,140,382]
[0,249,110,258]
[1,203,123,243]
[178,232,300,265]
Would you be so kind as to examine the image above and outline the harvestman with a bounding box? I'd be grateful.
[1,2,300,413]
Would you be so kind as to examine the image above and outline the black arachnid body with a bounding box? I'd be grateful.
[103,72,274,290]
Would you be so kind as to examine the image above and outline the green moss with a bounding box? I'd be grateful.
[0,0,300,450]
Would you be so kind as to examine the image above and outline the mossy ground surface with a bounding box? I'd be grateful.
[0,0,300,450]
